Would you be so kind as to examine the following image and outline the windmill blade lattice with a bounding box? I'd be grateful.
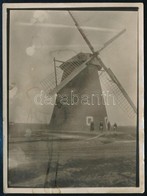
[39,68,63,94]
[39,52,98,96]
[99,70,137,120]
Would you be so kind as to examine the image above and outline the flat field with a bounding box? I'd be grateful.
[8,124,137,188]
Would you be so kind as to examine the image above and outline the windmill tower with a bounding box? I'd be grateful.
[49,52,107,131]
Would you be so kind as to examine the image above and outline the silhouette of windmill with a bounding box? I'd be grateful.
[31,11,136,132]
[27,11,137,131]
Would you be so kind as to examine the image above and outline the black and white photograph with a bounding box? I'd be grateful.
[3,3,144,194]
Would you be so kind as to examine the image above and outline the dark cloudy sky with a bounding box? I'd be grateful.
[9,10,137,125]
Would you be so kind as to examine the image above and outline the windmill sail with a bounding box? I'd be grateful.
[97,57,137,113]
[68,11,137,119]
[39,52,99,96]
[27,11,136,125]
[39,68,63,94]
[99,70,136,119]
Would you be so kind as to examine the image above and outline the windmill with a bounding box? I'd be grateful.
[26,11,137,132]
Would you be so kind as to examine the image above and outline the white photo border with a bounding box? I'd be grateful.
[2,3,144,194]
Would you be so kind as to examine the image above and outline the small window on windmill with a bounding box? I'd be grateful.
[86,116,94,126]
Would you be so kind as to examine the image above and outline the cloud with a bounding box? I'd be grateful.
[26,45,35,56]
[31,11,48,23]
[16,21,118,32]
